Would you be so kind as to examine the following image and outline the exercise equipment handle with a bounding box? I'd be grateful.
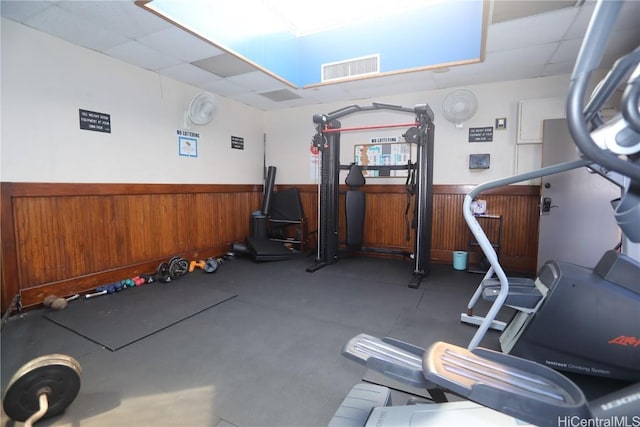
[621,62,640,132]
[583,47,640,127]
[465,159,592,350]
[567,0,640,183]
[322,122,417,133]
[324,102,415,122]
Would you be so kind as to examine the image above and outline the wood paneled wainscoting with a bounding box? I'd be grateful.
[1,182,540,312]
[290,183,541,277]
[430,185,541,274]
[1,182,262,310]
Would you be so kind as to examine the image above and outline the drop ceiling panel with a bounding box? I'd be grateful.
[491,0,576,24]
[0,1,56,22]
[613,1,640,31]
[276,97,317,109]
[233,92,283,111]
[565,0,639,39]
[603,29,640,59]
[225,71,290,92]
[378,70,439,92]
[553,29,638,69]
[487,8,579,53]
[192,54,258,78]
[304,84,351,104]
[22,5,128,51]
[201,78,248,97]
[542,61,576,76]
[488,44,559,76]
[57,1,172,39]
[259,89,302,102]
[340,71,437,99]
[246,91,312,110]
[549,38,582,64]
[137,27,224,63]
[433,44,558,87]
[104,40,182,72]
[159,63,223,85]
[564,2,596,39]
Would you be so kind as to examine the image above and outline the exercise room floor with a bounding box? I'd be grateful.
[0,254,616,427]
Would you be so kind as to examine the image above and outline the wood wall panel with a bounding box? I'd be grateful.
[432,193,467,255]
[1,183,261,310]
[2,182,540,312]
[364,192,413,248]
[292,183,540,273]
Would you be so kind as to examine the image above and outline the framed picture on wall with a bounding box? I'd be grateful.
[179,136,198,157]
[354,142,411,177]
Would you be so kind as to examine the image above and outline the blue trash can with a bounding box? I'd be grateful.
[453,251,468,271]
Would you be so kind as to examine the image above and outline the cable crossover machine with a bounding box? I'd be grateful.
[306,102,435,289]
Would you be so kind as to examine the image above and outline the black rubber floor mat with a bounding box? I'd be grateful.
[44,275,236,351]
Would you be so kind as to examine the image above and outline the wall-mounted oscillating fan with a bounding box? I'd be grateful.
[184,92,217,128]
[441,89,478,128]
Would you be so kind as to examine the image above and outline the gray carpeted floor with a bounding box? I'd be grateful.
[1,255,511,427]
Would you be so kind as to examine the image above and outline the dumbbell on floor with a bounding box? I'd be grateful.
[46,271,161,306]
[189,257,220,273]
[83,283,121,300]
[42,294,79,311]
[85,287,107,299]
[189,260,206,272]
[132,276,146,286]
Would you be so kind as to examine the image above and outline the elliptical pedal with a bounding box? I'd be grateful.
[481,277,543,311]
[342,333,448,402]
[342,333,430,389]
[424,341,590,427]
[461,276,540,332]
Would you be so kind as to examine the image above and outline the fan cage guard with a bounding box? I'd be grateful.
[186,93,217,127]
[442,89,478,128]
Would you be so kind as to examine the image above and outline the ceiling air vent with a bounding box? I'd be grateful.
[322,54,380,82]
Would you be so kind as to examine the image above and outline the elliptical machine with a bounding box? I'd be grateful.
[330,1,640,425]
[459,3,640,380]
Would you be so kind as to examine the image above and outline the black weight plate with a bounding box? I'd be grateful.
[3,354,81,422]
[204,258,219,273]
[169,258,188,278]
[157,262,169,275]
[168,256,182,264]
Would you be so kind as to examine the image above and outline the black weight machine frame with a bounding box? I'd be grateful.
[306,102,435,289]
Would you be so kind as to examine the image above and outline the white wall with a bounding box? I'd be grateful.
[264,75,573,185]
[1,18,265,184]
[3,18,584,187]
